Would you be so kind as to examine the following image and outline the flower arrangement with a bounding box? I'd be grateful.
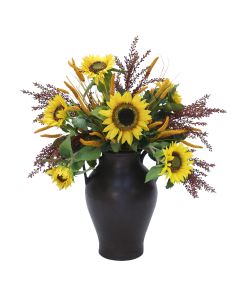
[23,37,225,197]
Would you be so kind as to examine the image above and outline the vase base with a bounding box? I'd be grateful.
[99,247,143,261]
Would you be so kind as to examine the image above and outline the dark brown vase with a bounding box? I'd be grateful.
[85,152,158,261]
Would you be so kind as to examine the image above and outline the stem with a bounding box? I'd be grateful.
[83,81,95,99]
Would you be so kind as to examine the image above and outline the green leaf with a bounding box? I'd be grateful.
[154,150,164,158]
[91,106,107,120]
[71,160,84,172]
[170,102,184,112]
[130,141,138,152]
[111,141,121,152]
[168,84,178,98]
[72,117,88,130]
[52,136,66,147]
[110,68,125,74]
[59,136,73,158]
[97,81,106,94]
[87,160,97,168]
[83,81,95,99]
[166,179,174,189]
[145,165,163,183]
[152,141,170,149]
[74,146,101,161]
[138,136,149,148]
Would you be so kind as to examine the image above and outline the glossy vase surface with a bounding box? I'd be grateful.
[85,152,158,260]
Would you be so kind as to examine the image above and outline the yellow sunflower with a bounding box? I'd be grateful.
[46,166,73,189]
[160,142,193,183]
[99,92,152,145]
[42,95,68,127]
[172,91,182,104]
[156,79,182,103]
[81,54,114,84]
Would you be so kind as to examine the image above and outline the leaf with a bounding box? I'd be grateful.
[168,84,178,98]
[72,117,88,130]
[111,141,121,152]
[130,141,138,152]
[74,146,101,161]
[166,179,174,189]
[152,141,170,149]
[59,136,73,158]
[104,72,112,91]
[71,161,84,172]
[83,81,95,99]
[170,102,184,112]
[145,165,163,183]
[138,136,149,148]
[154,150,164,158]
[87,160,97,168]
[52,136,66,147]
[110,68,125,74]
[97,81,106,94]
[91,106,107,120]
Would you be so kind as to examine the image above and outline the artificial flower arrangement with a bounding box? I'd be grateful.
[23,37,225,198]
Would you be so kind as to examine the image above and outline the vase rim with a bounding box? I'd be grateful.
[103,151,139,156]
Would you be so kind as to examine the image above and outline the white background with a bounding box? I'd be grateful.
[0,0,239,299]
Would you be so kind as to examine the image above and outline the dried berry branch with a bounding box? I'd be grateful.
[28,143,61,178]
[115,37,159,93]
[169,95,226,150]
[22,82,72,123]
[183,157,216,198]
[193,158,215,172]
[179,94,226,118]
[184,171,216,198]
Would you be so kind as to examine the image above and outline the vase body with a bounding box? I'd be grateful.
[85,152,158,260]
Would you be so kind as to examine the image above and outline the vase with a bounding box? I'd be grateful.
[85,152,158,261]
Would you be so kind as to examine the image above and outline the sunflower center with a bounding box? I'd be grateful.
[113,104,138,130]
[89,61,107,74]
[53,105,64,121]
[171,152,182,172]
[118,108,135,126]
[57,175,67,182]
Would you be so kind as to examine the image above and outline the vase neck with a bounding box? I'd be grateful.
[100,152,141,168]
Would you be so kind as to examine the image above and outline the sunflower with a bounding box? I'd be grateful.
[42,95,68,127]
[156,79,182,103]
[99,92,152,145]
[172,91,182,104]
[81,54,114,84]
[46,166,73,189]
[160,142,193,183]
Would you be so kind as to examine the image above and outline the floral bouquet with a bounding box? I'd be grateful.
[23,37,225,198]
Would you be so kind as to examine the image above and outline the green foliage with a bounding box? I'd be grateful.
[71,161,84,174]
[91,106,107,120]
[97,81,106,94]
[52,136,66,147]
[59,136,73,158]
[87,160,97,168]
[103,72,112,92]
[83,81,95,98]
[110,141,121,152]
[74,146,101,161]
[110,68,125,74]
[154,149,164,159]
[72,117,88,130]
[151,141,171,149]
[169,102,184,112]
[145,165,163,183]
[130,141,138,152]
[138,136,149,148]
[166,179,174,189]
